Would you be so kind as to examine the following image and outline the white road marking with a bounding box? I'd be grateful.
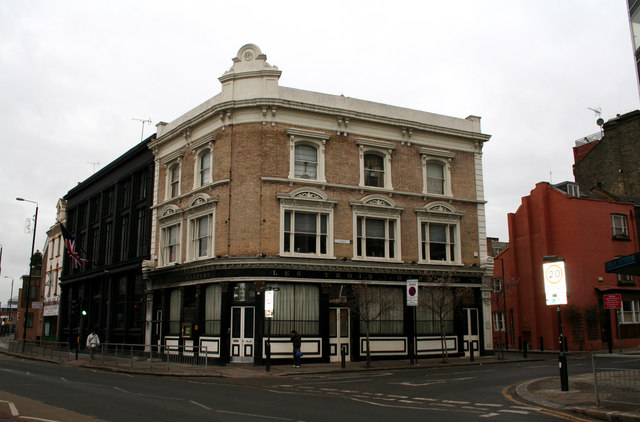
[189,400,211,411]
[443,400,469,405]
[216,409,296,420]
[499,409,530,414]
[9,402,19,416]
[475,403,503,407]
[480,412,500,418]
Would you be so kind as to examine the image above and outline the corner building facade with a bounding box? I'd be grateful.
[146,44,493,364]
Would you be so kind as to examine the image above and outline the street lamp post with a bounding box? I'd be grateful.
[16,197,38,347]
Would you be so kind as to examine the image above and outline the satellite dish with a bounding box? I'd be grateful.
[597,118,604,127]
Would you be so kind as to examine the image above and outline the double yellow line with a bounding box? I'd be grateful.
[502,384,594,422]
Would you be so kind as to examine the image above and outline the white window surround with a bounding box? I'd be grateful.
[287,128,329,183]
[160,151,184,200]
[186,194,217,262]
[420,148,454,196]
[158,205,183,267]
[350,195,403,262]
[415,202,463,265]
[357,138,395,190]
[620,299,640,324]
[192,142,214,189]
[612,214,629,239]
[277,187,337,258]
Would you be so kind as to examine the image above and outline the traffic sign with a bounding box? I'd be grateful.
[406,279,418,307]
[543,260,567,305]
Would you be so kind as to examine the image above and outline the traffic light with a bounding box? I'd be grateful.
[80,300,88,317]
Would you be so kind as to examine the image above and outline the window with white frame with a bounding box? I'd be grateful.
[198,149,212,186]
[416,202,463,265]
[158,205,183,266]
[567,183,580,197]
[186,195,216,261]
[168,163,181,199]
[420,148,454,196]
[294,144,318,179]
[493,312,505,331]
[426,162,445,194]
[620,299,640,324]
[162,224,180,264]
[278,188,336,258]
[618,272,635,285]
[612,214,629,239]
[357,139,395,189]
[351,195,403,262]
[287,128,329,183]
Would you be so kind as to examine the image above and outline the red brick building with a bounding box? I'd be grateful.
[492,181,640,351]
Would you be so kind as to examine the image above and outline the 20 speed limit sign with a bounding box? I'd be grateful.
[543,261,567,305]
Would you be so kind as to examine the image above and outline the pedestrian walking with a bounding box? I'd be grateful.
[291,329,302,367]
[86,330,100,360]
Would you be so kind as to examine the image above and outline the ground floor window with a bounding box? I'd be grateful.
[266,283,319,335]
[620,299,640,324]
[205,284,221,335]
[492,312,505,331]
[169,289,181,334]
[416,287,454,334]
[357,286,403,335]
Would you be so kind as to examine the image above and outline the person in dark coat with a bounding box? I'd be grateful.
[290,330,302,367]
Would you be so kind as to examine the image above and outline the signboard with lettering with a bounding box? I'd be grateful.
[543,260,567,305]
[603,294,622,310]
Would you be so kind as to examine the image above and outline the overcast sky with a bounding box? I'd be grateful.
[0,1,638,306]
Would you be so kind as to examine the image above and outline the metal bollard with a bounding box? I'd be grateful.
[341,345,347,369]
[266,340,271,372]
[523,340,528,359]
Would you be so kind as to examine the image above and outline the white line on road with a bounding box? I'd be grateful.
[9,402,18,416]
[499,409,530,414]
[411,397,436,401]
[475,403,503,407]
[479,412,500,418]
[189,400,211,411]
[443,400,469,405]
[216,409,296,420]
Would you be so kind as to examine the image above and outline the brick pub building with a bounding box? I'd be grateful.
[145,44,494,364]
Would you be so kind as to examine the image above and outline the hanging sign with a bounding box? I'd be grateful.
[543,260,567,305]
[407,279,418,307]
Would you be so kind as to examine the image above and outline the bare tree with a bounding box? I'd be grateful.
[350,282,398,368]
[420,271,469,363]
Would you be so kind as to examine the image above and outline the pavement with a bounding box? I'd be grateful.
[1,336,640,421]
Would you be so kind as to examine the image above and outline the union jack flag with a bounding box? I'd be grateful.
[60,222,88,268]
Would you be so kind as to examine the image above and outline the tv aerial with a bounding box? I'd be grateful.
[588,107,604,134]
[132,117,153,142]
